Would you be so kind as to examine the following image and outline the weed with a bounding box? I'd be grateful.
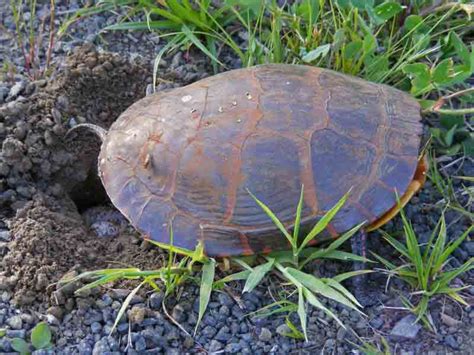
[9,322,52,355]
[59,232,214,335]
[9,0,57,79]
[373,210,473,330]
[350,334,391,355]
[428,152,473,220]
[219,186,371,340]
[427,88,474,157]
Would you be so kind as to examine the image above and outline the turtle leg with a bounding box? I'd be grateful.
[350,230,377,307]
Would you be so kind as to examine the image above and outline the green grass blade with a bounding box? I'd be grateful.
[297,191,350,253]
[371,251,398,269]
[110,281,145,335]
[426,214,447,279]
[251,300,298,318]
[301,222,364,266]
[195,258,216,334]
[152,34,186,91]
[323,222,365,253]
[317,250,370,263]
[297,286,308,342]
[248,189,294,248]
[433,258,473,289]
[322,278,363,308]
[213,270,251,289]
[233,257,253,271]
[284,317,306,339]
[74,273,125,294]
[286,268,361,312]
[181,25,224,66]
[401,209,426,289]
[435,225,473,274]
[303,288,345,328]
[381,232,410,259]
[149,6,185,24]
[293,185,305,241]
[332,270,374,283]
[243,258,275,293]
[104,20,180,31]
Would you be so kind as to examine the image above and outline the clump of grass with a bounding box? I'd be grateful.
[9,0,56,79]
[217,186,371,341]
[59,234,214,336]
[373,210,473,330]
[349,334,391,355]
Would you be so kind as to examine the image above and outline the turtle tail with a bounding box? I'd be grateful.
[65,123,107,142]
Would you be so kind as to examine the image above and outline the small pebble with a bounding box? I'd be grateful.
[258,327,272,342]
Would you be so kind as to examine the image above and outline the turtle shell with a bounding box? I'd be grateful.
[98,64,423,256]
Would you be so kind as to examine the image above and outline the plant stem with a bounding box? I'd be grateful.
[45,0,55,73]
[430,108,474,116]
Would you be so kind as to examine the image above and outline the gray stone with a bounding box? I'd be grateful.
[336,327,347,341]
[7,315,22,329]
[91,322,102,334]
[165,327,179,341]
[215,326,231,342]
[276,323,291,336]
[258,327,272,342]
[117,323,129,334]
[217,292,234,308]
[7,81,25,101]
[47,306,64,320]
[6,329,26,338]
[171,304,186,323]
[324,338,336,350]
[1,291,10,302]
[92,339,110,355]
[149,292,164,310]
[202,325,217,338]
[0,86,9,104]
[463,241,474,257]
[128,306,146,324]
[0,230,11,242]
[135,336,146,352]
[0,338,11,352]
[219,305,230,316]
[183,336,194,349]
[208,339,223,353]
[46,314,60,326]
[444,335,459,350]
[390,315,421,339]
[369,316,384,329]
[225,342,242,353]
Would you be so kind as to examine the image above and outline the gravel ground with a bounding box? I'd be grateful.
[0,1,473,354]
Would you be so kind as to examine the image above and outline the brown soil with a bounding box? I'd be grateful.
[0,44,172,306]
[3,194,166,306]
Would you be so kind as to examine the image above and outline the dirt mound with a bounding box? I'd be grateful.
[0,45,207,305]
[0,44,150,216]
[2,194,166,306]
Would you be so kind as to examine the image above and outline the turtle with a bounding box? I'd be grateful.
[74,64,427,259]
